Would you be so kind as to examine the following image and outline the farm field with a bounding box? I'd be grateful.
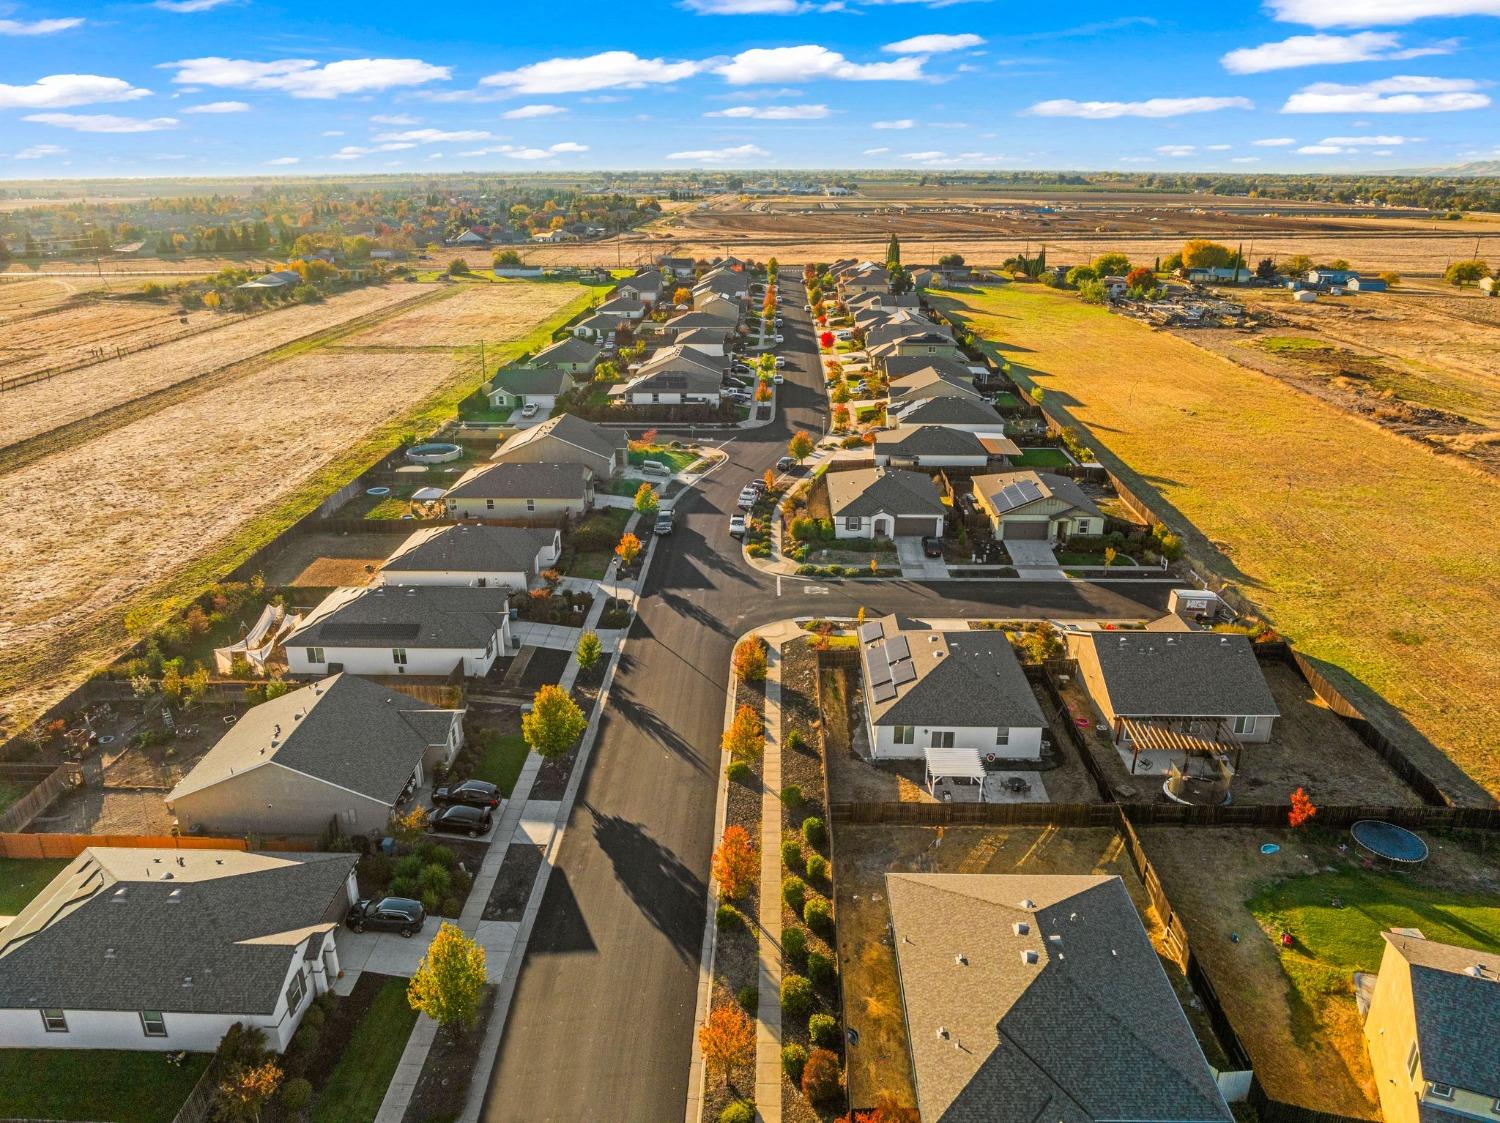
[0,280,591,739]
[340,279,597,348]
[934,282,1500,803]
[0,273,219,324]
[0,284,432,450]
[0,296,237,381]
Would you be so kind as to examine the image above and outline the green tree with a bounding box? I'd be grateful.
[1181,239,1236,270]
[407,922,487,1032]
[493,249,523,267]
[885,233,901,270]
[633,482,659,516]
[576,631,603,672]
[1064,265,1097,288]
[522,684,587,759]
[1445,259,1489,287]
[1091,252,1131,276]
[788,431,814,462]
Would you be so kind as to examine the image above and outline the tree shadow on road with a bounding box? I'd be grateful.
[582,801,706,963]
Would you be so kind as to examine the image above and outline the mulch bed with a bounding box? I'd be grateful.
[399,985,498,1123]
[482,843,545,922]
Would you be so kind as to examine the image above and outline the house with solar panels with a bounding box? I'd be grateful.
[971,470,1105,543]
[284,585,511,679]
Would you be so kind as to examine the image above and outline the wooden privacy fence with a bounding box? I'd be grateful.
[0,762,80,833]
[0,831,316,859]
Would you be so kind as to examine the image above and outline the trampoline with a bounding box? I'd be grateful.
[1351,820,1429,865]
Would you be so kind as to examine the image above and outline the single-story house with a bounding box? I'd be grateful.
[237,270,302,290]
[857,616,1046,761]
[693,271,749,304]
[887,365,983,403]
[825,467,946,540]
[451,229,489,246]
[490,412,625,479]
[695,292,743,322]
[167,673,463,836]
[885,872,1233,1123]
[890,395,1004,433]
[572,313,620,343]
[616,345,726,404]
[0,848,359,1052]
[657,254,696,279]
[873,426,991,469]
[445,461,595,519]
[378,524,560,591]
[1306,268,1360,288]
[674,327,729,357]
[1185,266,1250,284]
[1347,276,1388,292]
[971,471,1104,541]
[865,316,952,352]
[868,331,965,365]
[1064,630,1280,768]
[614,269,663,303]
[486,364,576,412]
[592,295,646,321]
[661,310,739,337]
[1363,928,1500,1123]
[529,336,601,376]
[286,585,511,679]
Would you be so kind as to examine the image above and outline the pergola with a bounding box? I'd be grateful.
[1120,716,1241,773]
[924,747,986,801]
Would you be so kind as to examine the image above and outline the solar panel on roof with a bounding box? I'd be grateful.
[891,660,917,686]
[321,622,422,642]
[857,620,883,643]
[872,681,898,703]
[866,649,891,686]
[884,636,910,663]
[996,479,1043,512]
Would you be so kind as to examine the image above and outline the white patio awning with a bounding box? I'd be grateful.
[924,746,985,783]
[411,487,447,501]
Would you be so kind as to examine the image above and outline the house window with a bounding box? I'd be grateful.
[477,578,488,588]
[286,968,307,1014]
[996,728,1010,746]
[40,1008,67,1033]
[305,647,325,665]
[1429,1084,1455,1101]
[526,499,536,513]
[893,725,915,746]
[140,1011,168,1037]
[1407,1042,1420,1078]
[1232,716,1255,736]
[485,499,495,511]
[930,731,955,748]
[845,517,862,531]
[392,648,408,666]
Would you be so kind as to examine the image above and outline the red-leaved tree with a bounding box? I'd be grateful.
[1288,787,1317,828]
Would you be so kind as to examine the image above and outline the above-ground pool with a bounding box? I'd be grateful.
[405,442,463,464]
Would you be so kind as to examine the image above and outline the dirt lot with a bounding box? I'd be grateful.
[261,529,415,587]
[339,280,588,348]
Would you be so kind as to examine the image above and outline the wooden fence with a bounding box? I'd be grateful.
[0,762,81,833]
[0,831,315,859]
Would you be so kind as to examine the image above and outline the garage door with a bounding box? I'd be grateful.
[1002,519,1049,540]
[894,516,939,537]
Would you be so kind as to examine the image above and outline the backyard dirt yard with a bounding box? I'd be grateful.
[261,529,415,587]
[935,283,1500,804]
[0,284,432,450]
[340,279,589,348]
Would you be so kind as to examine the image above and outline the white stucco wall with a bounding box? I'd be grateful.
[289,625,505,679]
[377,568,530,593]
[870,722,1044,761]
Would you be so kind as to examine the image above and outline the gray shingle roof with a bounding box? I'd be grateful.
[449,460,593,500]
[886,873,1232,1123]
[383,524,556,575]
[895,397,1001,428]
[665,310,737,331]
[288,585,510,651]
[1386,931,1500,1098]
[168,673,455,805]
[492,365,572,396]
[1078,631,1279,718]
[0,849,357,1016]
[875,427,987,457]
[972,471,1103,519]
[860,617,1044,729]
[532,336,601,366]
[825,467,946,519]
[495,412,624,464]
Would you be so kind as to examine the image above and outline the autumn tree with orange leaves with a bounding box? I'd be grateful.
[712,825,758,900]
[1289,787,1317,828]
[699,1003,755,1087]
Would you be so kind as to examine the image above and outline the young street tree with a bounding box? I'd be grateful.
[615,531,642,568]
[788,431,814,462]
[712,824,758,900]
[215,1059,283,1123]
[522,684,587,759]
[633,482,659,516]
[407,921,488,1033]
[732,635,768,682]
[576,630,603,672]
[698,1003,755,1088]
[722,703,764,763]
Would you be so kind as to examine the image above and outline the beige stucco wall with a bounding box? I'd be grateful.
[1365,940,1422,1123]
[447,494,588,520]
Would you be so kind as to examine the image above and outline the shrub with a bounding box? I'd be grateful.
[782,1043,808,1083]
[720,1104,753,1123]
[805,854,829,884]
[801,816,827,850]
[279,1077,312,1111]
[800,1047,843,1107]
[804,896,832,934]
[732,636,769,683]
[736,985,757,1012]
[781,784,803,807]
[785,729,806,753]
[782,875,807,913]
[727,759,752,785]
[782,974,814,1020]
[716,903,741,930]
[809,1013,838,1048]
[782,925,807,963]
[807,950,835,986]
[290,1024,319,1057]
[299,1004,326,1032]
[781,838,804,872]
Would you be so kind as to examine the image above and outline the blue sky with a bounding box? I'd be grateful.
[1,0,1499,176]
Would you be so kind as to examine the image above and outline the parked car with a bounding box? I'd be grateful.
[520,403,538,419]
[774,334,785,344]
[654,510,674,536]
[775,356,786,369]
[346,896,425,937]
[772,373,784,385]
[726,390,751,403]
[431,778,500,809]
[737,487,758,510]
[803,303,812,311]
[729,515,746,539]
[427,804,492,837]
[748,479,767,494]
[921,536,944,559]
[776,456,796,472]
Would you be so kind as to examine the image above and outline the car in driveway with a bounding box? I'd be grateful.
[922,536,945,559]
[728,515,746,539]
[654,510,674,536]
[432,778,500,809]
[427,804,492,837]
[346,896,426,937]
[520,403,539,420]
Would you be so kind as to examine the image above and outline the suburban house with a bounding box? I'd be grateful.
[1064,630,1280,770]
[865,315,952,353]
[971,471,1105,541]
[0,848,359,1052]
[873,426,992,470]
[1363,929,1500,1123]
[825,467,946,540]
[592,295,646,322]
[837,264,891,298]
[451,228,489,246]
[657,254,696,279]
[529,336,601,376]
[445,461,595,519]
[286,584,511,678]
[661,309,740,338]
[485,364,576,413]
[674,326,729,357]
[491,412,626,479]
[378,523,561,591]
[167,673,463,836]
[572,312,621,343]
[693,270,749,306]
[885,872,1234,1123]
[890,395,1005,433]
[849,291,923,312]
[884,357,983,402]
[615,366,724,406]
[695,292,743,322]
[857,616,1046,764]
[869,331,965,365]
[614,269,663,303]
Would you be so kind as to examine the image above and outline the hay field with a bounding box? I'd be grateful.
[338,280,588,348]
[934,282,1500,802]
[0,298,231,380]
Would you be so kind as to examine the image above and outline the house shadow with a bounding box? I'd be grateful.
[582,802,706,962]
[522,868,596,956]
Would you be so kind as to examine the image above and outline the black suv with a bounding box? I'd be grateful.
[346,896,425,937]
[431,778,500,809]
[922,536,944,559]
[428,804,493,837]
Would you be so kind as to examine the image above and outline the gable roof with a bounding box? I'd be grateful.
[888,364,982,401]
[972,471,1103,519]
[886,873,1232,1123]
[874,426,988,457]
[532,336,601,367]
[594,295,643,315]
[825,467,945,519]
[1074,631,1280,718]
[0,848,357,1016]
[448,460,594,500]
[383,523,556,575]
[665,310,738,332]
[168,673,456,805]
[288,585,510,651]
[491,364,573,396]
[494,412,623,463]
[858,616,1044,729]
[895,396,1002,428]
[639,344,722,376]
[1384,931,1500,1098]
[882,355,976,385]
[623,365,723,396]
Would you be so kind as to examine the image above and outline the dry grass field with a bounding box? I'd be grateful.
[0,298,230,379]
[339,280,589,349]
[934,282,1500,803]
[0,280,591,738]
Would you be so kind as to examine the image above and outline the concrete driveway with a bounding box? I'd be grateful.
[895,536,949,579]
[1004,539,1059,568]
[334,923,439,993]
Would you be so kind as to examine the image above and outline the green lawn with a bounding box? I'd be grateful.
[0,857,70,915]
[992,391,1023,411]
[1011,447,1073,468]
[470,731,531,797]
[627,446,699,473]
[566,507,633,580]
[311,978,419,1123]
[0,1049,211,1123]
[0,777,34,816]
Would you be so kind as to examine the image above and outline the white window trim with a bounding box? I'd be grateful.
[140,1010,168,1037]
[40,1008,67,1033]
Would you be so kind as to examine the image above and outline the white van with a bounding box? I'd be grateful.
[640,460,670,476]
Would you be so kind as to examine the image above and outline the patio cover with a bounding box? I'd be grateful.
[1121,717,1234,755]
[411,487,447,501]
[924,746,985,783]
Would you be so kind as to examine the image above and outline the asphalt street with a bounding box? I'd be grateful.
[479,270,1171,1122]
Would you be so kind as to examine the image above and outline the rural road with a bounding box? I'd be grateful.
[478,270,1170,1122]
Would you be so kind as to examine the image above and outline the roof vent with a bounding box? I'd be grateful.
[1019,898,1034,910]
[182,976,192,988]
[168,888,183,903]
[936,1026,949,1039]
[1048,933,1063,944]
[104,947,116,960]
[160,871,174,881]
[111,887,128,902]
[1013,922,1030,936]
[1069,912,1078,922]
[955,954,968,966]
[1020,949,1039,966]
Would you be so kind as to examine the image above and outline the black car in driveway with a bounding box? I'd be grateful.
[431,778,501,809]
[346,896,426,937]
[922,536,945,558]
[428,804,493,837]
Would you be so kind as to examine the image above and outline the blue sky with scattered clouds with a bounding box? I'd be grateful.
[1,0,1499,175]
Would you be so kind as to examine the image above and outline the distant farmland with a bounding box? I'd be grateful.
[934,282,1500,803]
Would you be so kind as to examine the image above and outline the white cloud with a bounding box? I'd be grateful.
[480,51,700,94]
[901,149,947,160]
[716,45,926,84]
[549,141,589,152]
[452,141,588,159]
[321,129,345,137]
[863,146,891,154]
[0,17,84,35]
[1267,0,1500,27]
[502,103,567,119]
[706,103,830,119]
[1282,75,1490,113]
[329,142,419,159]
[1025,95,1252,119]
[882,33,984,54]
[873,118,915,129]
[1253,136,1298,146]
[162,57,451,99]
[155,0,233,9]
[12,143,66,159]
[24,112,178,132]
[266,156,300,165]
[1230,156,1261,163]
[0,74,149,110]
[1205,143,1233,150]
[683,0,807,11]
[374,128,495,143]
[370,113,419,125]
[1298,144,1350,154]
[184,100,249,113]
[1156,144,1197,156]
[665,143,770,161]
[1321,134,1419,144]
[1221,32,1454,74]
